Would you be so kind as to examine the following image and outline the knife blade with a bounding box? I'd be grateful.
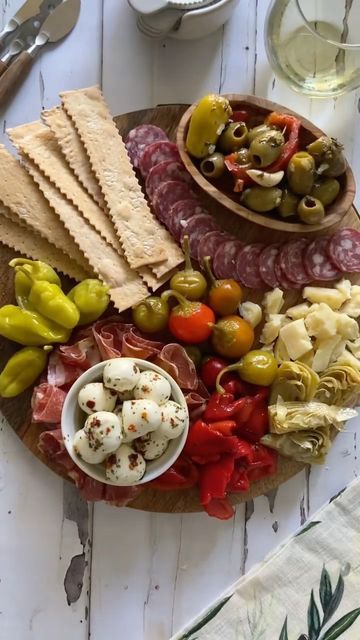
[0,0,81,105]
[0,0,43,47]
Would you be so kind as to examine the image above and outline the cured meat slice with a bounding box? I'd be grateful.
[213,239,245,279]
[145,160,192,199]
[124,125,168,168]
[304,235,340,281]
[152,180,197,224]
[154,344,198,390]
[168,199,208,240]
[139,141,181,177]
[327,228,360,273]
[31,383,67,423]
[197,230,231,263]
[274,256,302,290]
[179,213,219,259]
[259,244,281,288]
[236,244,265,289]
[279,238,311,285]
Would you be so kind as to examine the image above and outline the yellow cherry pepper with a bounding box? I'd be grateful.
[186,94,232,159]
[0,346,52,397]
[0,305,71,346]
[9,258,61,309]
[67,279,110,325]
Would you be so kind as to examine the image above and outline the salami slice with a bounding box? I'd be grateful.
[236,244,265,289]
[139,141,181,177]
[304,235,340,281]
[259,244,281,288]
[169,199,208,240]
[327,228,360,273]
[152,180,197,225]
[125,125,168,168]
[145,160,192,200]
[180,213,219,259]
[213,239,245,279]
[274,255,303,290]
[279,238,311,285]
[197,230,231,263]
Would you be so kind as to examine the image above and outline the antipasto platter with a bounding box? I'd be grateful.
[0,92,360,519]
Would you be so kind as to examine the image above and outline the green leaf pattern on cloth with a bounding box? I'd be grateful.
[171,478,360,640]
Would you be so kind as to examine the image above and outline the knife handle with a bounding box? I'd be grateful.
[0,51,33,106]
[0,60,8,78]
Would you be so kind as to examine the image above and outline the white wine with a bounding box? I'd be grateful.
[265,0,360,97]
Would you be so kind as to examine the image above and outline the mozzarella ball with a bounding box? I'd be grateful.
[103,359,140,393]
[158,401,188,440]
[84,411,122,454]
[133,370,171,405]
[105,444,146,485]
[78,382,117,415]
[122,399,161,441]
[73,428,108,464]
[134,431,169,460]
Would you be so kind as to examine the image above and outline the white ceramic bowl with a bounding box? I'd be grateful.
[61,358,189,486]
[171,0,239,40]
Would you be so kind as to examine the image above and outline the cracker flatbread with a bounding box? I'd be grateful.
[0,145,90,273]
[41,106,106,210]
[8,122,120,252]
[60,86,173,269]
[24,159,149,311]
[0,205,89,281]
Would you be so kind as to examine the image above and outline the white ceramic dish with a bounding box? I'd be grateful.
[170,0,239,39]
[61,358,189,486]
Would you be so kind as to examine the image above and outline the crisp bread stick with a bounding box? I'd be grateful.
[7,121,120,253]
[0,145,90,273]
[24,158,149,311]
[0,205,90,281]
[41,106,105,209]
[59,86,171,269]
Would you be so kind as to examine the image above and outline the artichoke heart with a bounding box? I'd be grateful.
[268,399,357,434]
[270,360,319,403]
[261,427,332,465]
[314,363,360,407]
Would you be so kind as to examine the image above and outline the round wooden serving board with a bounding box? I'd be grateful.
[0,103,359,513]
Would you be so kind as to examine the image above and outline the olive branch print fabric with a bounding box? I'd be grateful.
[171,478,360,640]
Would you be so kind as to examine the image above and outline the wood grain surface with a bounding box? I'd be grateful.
[0,103,358,514]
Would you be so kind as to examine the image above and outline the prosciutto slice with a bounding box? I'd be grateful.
[121,327,164,359]
[155,344,198,390]
[92,316,133,359]
[32,384,67,423]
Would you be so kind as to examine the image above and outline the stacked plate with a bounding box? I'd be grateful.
[127,0,240,40]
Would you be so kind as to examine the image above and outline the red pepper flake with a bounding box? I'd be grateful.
[86,400,95,409]
[128,424,137,432]
[128,453,140,470]
[141,411,149,422]
[107,454,116,466]
[106,427,111,435]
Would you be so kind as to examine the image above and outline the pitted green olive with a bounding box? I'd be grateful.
[247,124,278,144]
[242,186,282,213]
[200,152,225,179]
[249,130,285,168]
[297,196,325,225]
[310,178,340,206]
[218,122,248,153]
[277,189,299,218]
[287,151,315,195]
[306,136,346,178]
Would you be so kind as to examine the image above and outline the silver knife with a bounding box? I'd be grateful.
[0,0,43,48]
[0,0,81,105]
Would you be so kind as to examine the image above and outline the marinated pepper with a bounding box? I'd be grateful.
[132,296,169,333]
[67,279,110,325]
[20,273,80,330]
[162,289,215,344]
[0,305,71,346]
[170,235,207,301]
[0,345,52,397]
[186,94,232,159]
[264,112,301,172]
[216,350,278,391]
[211,315,254,359]
[203,256,242,316]
[9,258,61,309]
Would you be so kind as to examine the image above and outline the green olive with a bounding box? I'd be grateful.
[277,189,299,218]
[247,124,278,144]
[249,130,285,168]
[310,178,340,206]
[306,135,346,178]
[233,147,251,165]
[218,122,248,153]
[200,152,225,179]
[287,151,315,195]
[242,186,282,213]
[297,196,325,225]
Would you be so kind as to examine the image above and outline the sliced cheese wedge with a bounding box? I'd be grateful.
[279,318,313,360]
[262,288,284,316]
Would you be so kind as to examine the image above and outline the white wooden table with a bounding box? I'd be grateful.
[0,1,359,638]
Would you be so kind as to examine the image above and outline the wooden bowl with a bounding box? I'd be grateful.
[176,94,356,234]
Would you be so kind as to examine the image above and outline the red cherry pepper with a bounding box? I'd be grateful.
[150,455,199,490]
[199,454,235,505]
[265,112,301,172]
[162,289,215,345]
[200,356,229,390]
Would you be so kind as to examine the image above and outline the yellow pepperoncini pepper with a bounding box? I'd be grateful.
[67,279,110,325]
[0,305,71,346]
[0,346,52,397]
[186,94,232,159]
[9,258,61,309]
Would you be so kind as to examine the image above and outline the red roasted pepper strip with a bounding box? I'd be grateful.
[204,497,235,520]
[203,392,247,422]
[224,154,252,190]
[150,455,199,490]
[207,420,237,436]
[228,466,250,492]
[184,420,254,463]
[265,112,301,172]
[221,378,254,397]
[199,454,235,505]
[231,109,250,123]
[236,403,269,443]
[246,444,278,481]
